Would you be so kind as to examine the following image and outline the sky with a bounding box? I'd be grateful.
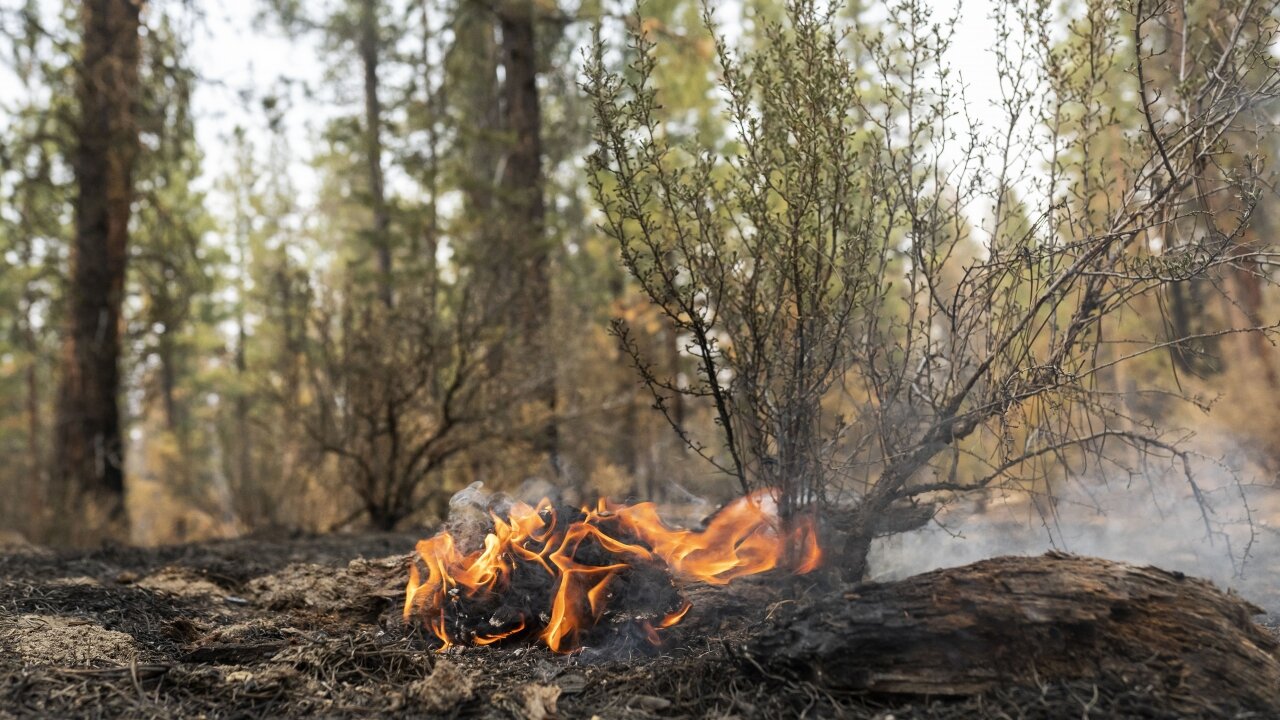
[188,2,329,205]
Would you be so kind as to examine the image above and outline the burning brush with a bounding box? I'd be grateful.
[403,488,822,652]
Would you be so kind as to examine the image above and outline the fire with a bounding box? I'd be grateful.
[403,488,822,652]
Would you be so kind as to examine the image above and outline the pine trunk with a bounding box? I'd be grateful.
[498,0,558,475]
[360,0,392,309]
[53,0,142,545]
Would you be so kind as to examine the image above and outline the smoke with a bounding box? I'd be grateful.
[438,456,1280,621]
[442,479,567,555]
[869,465,1279,613]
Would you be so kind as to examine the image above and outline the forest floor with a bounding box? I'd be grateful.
[1,531,1278,719]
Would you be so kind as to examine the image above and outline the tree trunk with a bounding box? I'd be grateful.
[419,0,441,321]
[53,0,142,545]
[235,317,252,508]
[158,331,179,432]
[360,0,392,309]
[1230,250,1277,387]
[19,142,50,536]
[24,332,45,534]
[455,0,500,223]
[498,0,558,475]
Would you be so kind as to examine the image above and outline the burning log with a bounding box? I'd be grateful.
[742,552,1280,714]
[403,488,821,652]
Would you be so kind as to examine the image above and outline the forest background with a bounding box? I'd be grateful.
[2,0,1279,592]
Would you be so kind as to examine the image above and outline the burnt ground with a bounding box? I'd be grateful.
[0,533,1277,720]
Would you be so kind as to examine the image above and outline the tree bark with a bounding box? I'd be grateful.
[158,330,179,431]
[419,0,440,322]
[234,312,252,508]
[360,0,392,309]
[53,0,142,545]
[18,154,48,536]
[1230,249,1278,387]
[24,329,44,532]
[455,0,500,223]
[744,553,1280,714]
[498,0,558,475]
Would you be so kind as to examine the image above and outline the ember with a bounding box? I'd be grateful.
[403,489,821,652]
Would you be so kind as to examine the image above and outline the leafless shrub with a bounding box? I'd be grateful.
[303,280,527,530]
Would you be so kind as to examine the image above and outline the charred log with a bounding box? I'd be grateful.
[743,552,1280,714]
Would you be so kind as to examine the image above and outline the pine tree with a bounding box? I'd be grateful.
[53,0,142,544]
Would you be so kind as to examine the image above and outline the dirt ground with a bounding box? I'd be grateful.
[1,532,1277,719]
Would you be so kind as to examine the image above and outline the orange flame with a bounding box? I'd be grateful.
[403,489,821,652]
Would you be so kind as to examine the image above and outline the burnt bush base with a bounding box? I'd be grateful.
[1,534,1276,719]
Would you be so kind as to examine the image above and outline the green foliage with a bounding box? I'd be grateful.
[0,0,76,535]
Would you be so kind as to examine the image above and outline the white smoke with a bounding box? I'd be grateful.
[870,468,1278,612]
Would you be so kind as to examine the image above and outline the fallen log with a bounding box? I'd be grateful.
[743,552,1280,714]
